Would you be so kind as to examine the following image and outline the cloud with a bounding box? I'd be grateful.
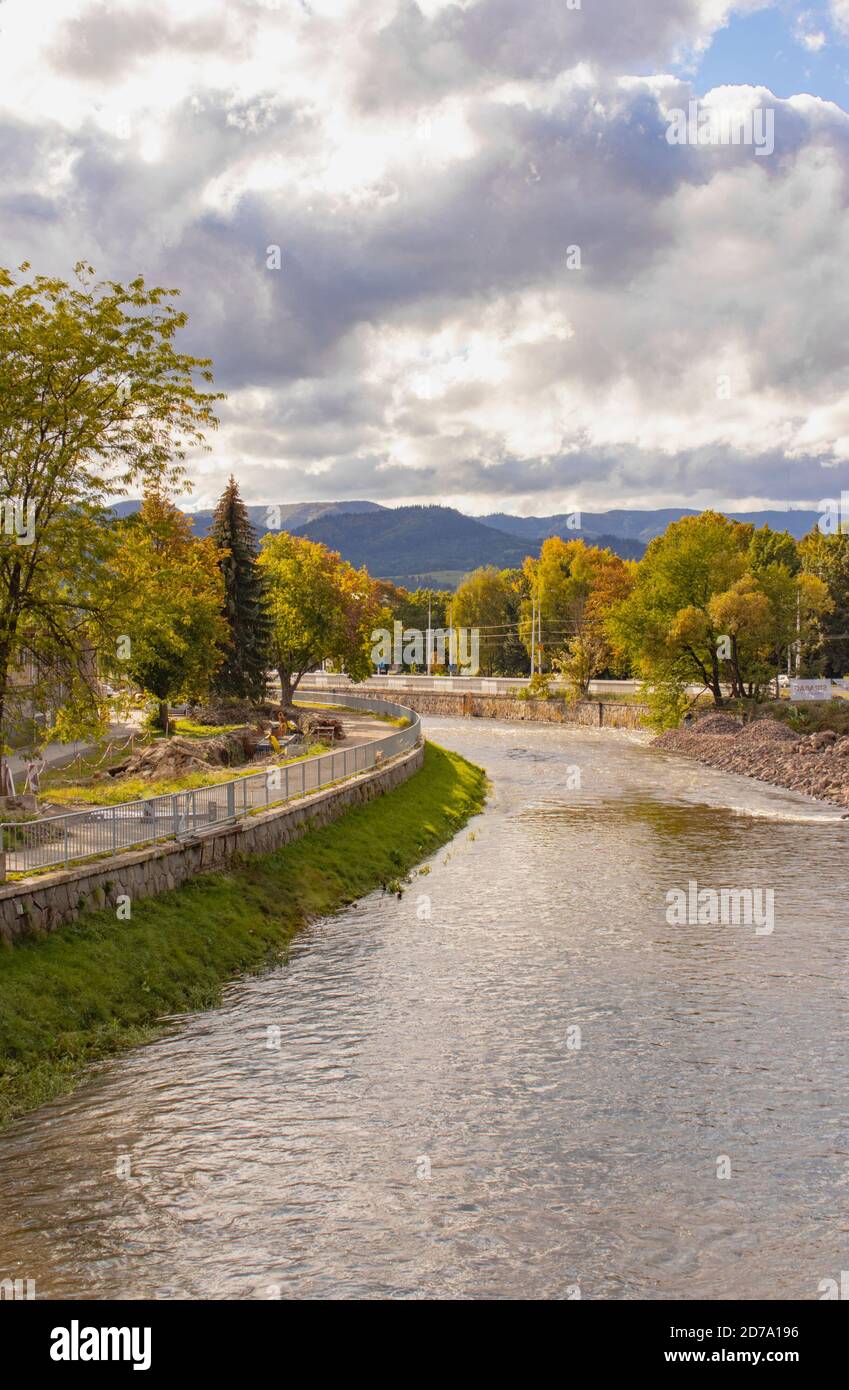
[830,0,849,38]
[1,0,848,516]
[46,2,237,81]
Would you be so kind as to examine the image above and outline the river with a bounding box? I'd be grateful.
[0,716,847,1301]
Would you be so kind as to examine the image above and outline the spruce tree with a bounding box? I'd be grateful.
[209,476,271,702]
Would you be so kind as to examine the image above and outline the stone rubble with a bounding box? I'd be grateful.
[655,714,849,809]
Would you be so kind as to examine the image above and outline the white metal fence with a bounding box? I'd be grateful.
[1,694,421,879]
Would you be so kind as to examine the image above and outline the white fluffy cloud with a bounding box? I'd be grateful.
[1,0,847,514]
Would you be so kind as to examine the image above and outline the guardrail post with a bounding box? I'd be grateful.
[64,820,69,869]
[173,794,179,838]
[226,780,235,821]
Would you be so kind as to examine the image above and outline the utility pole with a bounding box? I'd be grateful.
[426,592,432,676]
[530,592,536,678]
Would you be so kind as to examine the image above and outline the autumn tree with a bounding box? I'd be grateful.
[258,533,383,704]
[103,493,228,732]
[0,262,222,757]
[209,476,271,703]
[522,537,635,690]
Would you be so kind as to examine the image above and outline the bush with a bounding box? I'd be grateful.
[516,673,552,701]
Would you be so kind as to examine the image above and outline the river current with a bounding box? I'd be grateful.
[0,716,846,1300]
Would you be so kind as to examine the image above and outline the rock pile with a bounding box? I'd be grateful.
[655,715,849,807]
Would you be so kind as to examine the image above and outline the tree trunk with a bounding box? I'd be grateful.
[156,699,171,735]
[709,650,723,706]
[278,668,294,708]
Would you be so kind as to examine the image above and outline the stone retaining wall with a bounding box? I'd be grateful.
[0,745,424,948]
[312,687,649,730]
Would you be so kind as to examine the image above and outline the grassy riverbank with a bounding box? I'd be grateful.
[0,742,486,1131]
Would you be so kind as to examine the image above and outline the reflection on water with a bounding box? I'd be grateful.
[0,717,847,1301]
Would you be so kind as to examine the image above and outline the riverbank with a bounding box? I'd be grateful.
[0,742,486,1132]
[655,713,849,809]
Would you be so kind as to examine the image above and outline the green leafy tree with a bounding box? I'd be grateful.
[0,261,222,758]
[748,526,800,577]
[105,493,228,732]
[607,512,751,722]
[449,567,515,676]
[368,583,454,671]
[798,528,849,676]
[209,477,272,703]
[259,533,383,704]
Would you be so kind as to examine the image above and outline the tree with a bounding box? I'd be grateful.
[751,563,830,694]
[449,567,514,676]
[707,576,772,698]
[209,476,271,702]
[104,493,228,732]
[0,262,222,759]
[748,526,800,577]
[258,533,383,704]
[523,538,634,689]
[798,528,849,677]
[608,512,751,722]
[369,583,454,671]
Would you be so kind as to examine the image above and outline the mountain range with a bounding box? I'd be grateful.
[480,507,823,545]
[111,499,823,589]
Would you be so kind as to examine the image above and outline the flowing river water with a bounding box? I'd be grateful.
[0,715,847,1301]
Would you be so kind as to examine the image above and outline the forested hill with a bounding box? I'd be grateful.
[112,499,645,586]
[291,505,537,579]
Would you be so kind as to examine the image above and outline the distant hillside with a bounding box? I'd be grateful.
[109,497,818,580]
[481,507,822,544]
[292,505,538,582]
[110,499,385,537]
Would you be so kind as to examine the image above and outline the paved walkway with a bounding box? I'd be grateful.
[5,716,143,781]
[2,699,418,875]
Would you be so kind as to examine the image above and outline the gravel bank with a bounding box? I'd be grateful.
[654,713,849,809]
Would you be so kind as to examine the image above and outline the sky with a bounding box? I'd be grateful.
[2,0,849,517]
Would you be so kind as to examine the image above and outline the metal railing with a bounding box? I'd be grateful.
[0,694,421,879]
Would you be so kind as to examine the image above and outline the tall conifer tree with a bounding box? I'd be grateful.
[209,477,271,702]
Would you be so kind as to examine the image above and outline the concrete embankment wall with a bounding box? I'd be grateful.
[309,686,650,730]
[0,745,424,948]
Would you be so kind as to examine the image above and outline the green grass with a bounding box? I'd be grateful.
[0,742,486,1131]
